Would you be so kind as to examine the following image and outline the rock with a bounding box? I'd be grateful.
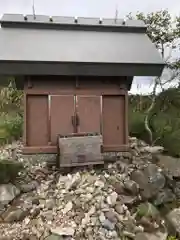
[101,219,115,230]
[115,203,124,214]
[74,214,84,225]
[0,160,23,184]
[108,230,118,238]
[99,212,106,224]
[119,155,132,164]
[122,218,137,233]
[116,162,129,173]
[85,226,93,236]
[30,207,40,218]
[131,164,165,199]
[0,183,20,205]
[123,180,139,195]
[29,236,38,240]
[84,193,93,201]
[123,231,135,239]
[106,192,118,206]
[166,208,180,235]
[173,181,180,198]
[20,181,37,193]
[42,211,54,221]
[81,214,91,227]
[153,188,176,206]
[94,180,105,188]
[139,217,158,232]
[86,186,94,193]
[45,199,56,210]
[134,225,144,233]
[119,195,138,206]
[131,170,150,199]
[88,205,96,216]
[140,146,164,154]
[90,216,98,226]
[0,237,13,240]
[116,222,123,234]
[156,155,180,179]
[73,199,81,209]
[65,172,81,190]
[31,197,40,205]
[0,203,5,211]
[104,210,117,223]
[63,201,73,214]
[51,227,75,236]
[135,231,167,240]
[31,167,50,180]
[45,234,61,240]
[137,202,159,219]
[3,208,29,222]
[0,139,176,239]
[112,182,125,194]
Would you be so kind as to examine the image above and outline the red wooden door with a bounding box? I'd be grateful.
[102,95,125,151]
[26,95,49,146]
[50,95,101,145]
[50,95,75,144]
[77,96,101,134]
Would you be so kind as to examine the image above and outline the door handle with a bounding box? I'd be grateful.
[71,115,76,127]
[71,114,80,127]
[76,114,80,126]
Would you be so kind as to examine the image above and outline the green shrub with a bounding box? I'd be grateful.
[129,111,149,143]
[5,115,23,140]
[0,114,23,144]
[129,110,180,157]
[159,130,180,157]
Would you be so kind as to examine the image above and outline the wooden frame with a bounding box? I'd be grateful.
[23,77,129,154]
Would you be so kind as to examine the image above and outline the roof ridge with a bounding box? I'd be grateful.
[0,13,147,33]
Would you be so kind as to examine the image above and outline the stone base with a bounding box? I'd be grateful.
[58,134,103,167]
[22,154,57,168]
[22,151,132,169]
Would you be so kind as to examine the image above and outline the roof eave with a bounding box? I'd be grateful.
[0,61,165,77]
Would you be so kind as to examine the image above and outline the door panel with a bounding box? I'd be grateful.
[102,95,125,151]
[77,96,101,133]
[27,95,49,146]
[50,95,74,144]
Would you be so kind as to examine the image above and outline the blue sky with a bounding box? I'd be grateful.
[0,0,180,94]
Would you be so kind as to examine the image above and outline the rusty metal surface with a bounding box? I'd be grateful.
[26,95,49,146]
[58,134,103,167]
[50,95,75,144]
[77,96,101,133]
[102,95,125,150]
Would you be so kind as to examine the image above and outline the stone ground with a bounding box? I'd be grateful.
[0,138,180,239]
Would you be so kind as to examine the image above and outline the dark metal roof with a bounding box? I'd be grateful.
[0,14,165,78]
